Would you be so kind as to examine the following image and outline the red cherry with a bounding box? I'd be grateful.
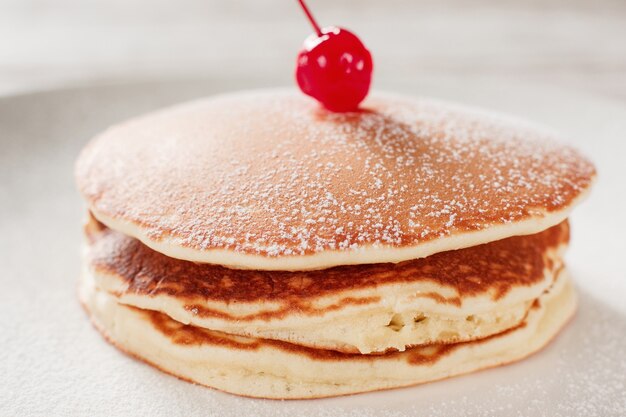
[295,1,373,112]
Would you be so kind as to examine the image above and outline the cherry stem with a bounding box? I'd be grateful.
[297,0,322,36]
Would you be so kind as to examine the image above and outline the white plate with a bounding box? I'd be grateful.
[1,78,625,416]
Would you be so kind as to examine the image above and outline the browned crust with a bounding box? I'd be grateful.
[75,91,595,262]
[182,295,382,321]
[86,215,569,321]
[412,292,462,307]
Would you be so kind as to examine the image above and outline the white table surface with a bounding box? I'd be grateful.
[1,77,625,417]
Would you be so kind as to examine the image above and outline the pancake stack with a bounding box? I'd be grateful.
[75,90,595,399]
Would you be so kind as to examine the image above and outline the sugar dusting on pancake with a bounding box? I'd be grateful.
[76,90,595,269]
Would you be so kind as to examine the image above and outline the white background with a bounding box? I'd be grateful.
[0,0,625,101]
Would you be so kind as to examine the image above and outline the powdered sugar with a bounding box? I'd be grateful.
[76,90,596,259]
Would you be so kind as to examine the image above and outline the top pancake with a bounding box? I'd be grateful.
[75,89,595,270]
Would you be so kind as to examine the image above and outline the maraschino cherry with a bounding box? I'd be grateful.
[295,0,373,112]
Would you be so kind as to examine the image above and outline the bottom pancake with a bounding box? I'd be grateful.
[79,269,576,399]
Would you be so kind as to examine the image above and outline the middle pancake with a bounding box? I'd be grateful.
[86,215,569,354]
